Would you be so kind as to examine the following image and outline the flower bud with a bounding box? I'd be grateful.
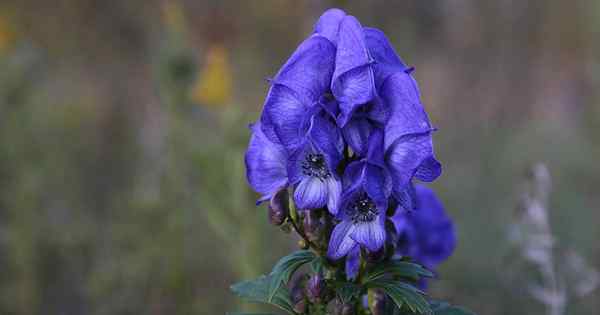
[303,210,322,239]
[369,290,387,315]
[290,274,308,314]
[298,239,309,249]
[305,273,324,303]
[269,189,289,226]
[333,298,354,315]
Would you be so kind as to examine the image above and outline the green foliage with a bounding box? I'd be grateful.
[328,280,363,304]
[364,261,434,283]
[268,250,315,302]
[430,301,477,315]
[367,279,431,314]
[230,275,295,315]
[309,256,327,274]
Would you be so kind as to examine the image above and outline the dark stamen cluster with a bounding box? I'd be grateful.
[350,194,378,223]
[302,153,331,180]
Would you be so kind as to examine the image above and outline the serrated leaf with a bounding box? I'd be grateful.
[230,275,294,314]
[364,261,434,284]
[227,313,278,315]
[430,300,477,315]
[310,256,326,273]
[333,281,363,303]
[368,279,432,314]
[268,250,316,302]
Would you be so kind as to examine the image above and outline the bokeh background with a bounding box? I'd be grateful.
[0,1,599,314]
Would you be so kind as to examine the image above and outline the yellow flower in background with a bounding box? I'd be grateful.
[0,13,15,53]
[192,45,233,108]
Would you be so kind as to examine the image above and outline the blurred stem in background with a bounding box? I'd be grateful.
[507,164,599,315]
[154,1,285,311]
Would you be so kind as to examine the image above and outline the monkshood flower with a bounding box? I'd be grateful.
[233,8,478,315]
[259,32,343,213]
[391,185,456,283]
[315,9,441,199]
[245,122,288,204]
[327,131,392,279]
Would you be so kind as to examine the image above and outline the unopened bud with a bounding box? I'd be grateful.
[290,273,308,314]
[333,298,354,315]
[269,189,289,226]
[303,210,322,239]
[298,239,309,249]
[369,290,387,315]
[306,273,324,303]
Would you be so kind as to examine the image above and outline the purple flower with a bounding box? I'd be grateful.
[315,9,441,195]
[286,115,343,213]
[245,122,288,204]
[327,131,391,276]
[259,34,337,150]
[257,31,344,213]
[391,185,456,274]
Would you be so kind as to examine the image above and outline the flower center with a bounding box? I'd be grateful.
[302,153,330,180]
[350,194,378,223]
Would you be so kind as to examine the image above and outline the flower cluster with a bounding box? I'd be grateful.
[240,8,468,315]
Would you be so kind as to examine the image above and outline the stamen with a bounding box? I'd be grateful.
[301,153,331,181]
[350,193,378,223]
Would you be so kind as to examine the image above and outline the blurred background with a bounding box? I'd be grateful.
[0,0,599,314]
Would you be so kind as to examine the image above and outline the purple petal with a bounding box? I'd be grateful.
[327,220,357,259]
[381,72,432,151]
[342,117,372,157]
[385,132,436,192]
[308,115,343,168]
[272,35,335,103]
[261,35,336,148]
[394,185,456,270]
[366,128,385,167]
[332,16,375,126]
[261,84,308,148]
[364,164,392,209]
[342,160,366,191]
[350,217,386,252]
[318,95,340,120]
[294,176,328,210]
[414,156,442,182]
[313,8,346,45]
[245,122,288,201]
[286,144,308,185]
[364,27,407,86]
[345,245,361,280]
[394,183,416,212]
[326,177,342,215]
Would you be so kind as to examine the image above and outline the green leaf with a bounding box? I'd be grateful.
[226,313,278,315]
[230,275,294,314]
[430,300,477,315]
[368,279,432,314]
[268,250,315,302]
[332,281,362,303]
[309,256,326,273]
[364,261,434,284]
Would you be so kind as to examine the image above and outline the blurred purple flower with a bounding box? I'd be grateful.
[391,185,456,285]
